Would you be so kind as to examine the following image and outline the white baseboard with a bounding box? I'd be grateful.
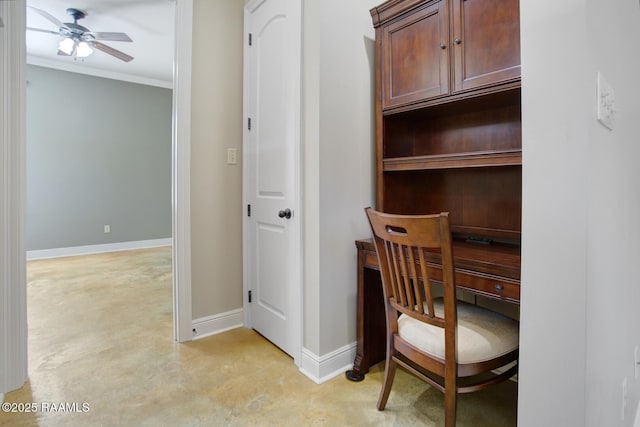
[299,342,357,384]
[26,238,173,260]
[191,308,244,340]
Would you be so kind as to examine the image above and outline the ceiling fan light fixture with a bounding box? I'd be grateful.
[29,6,133,62]
[58,37,75,55]
[76,41,93,58]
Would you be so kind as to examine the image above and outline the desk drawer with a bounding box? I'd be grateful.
[455,269,520,303]
[357,240,520,303]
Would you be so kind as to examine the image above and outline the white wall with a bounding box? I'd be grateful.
[583,0,640,425]
[302,0,322,354]
[302,0,378,357]
[519,1,590,424]
[519,0,640,425]
[317,0,379,355]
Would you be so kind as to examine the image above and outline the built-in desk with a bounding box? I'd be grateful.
[346,238,521,382]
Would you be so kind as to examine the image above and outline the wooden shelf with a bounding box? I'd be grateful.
[381,80,522,115]
[383,149,522,171]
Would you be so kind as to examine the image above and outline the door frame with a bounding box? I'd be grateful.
[172,0,194,343]
[0,0,28,395]
[1,0,193,395]
[242,0,303,366]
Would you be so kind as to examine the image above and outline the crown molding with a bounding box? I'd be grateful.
[27,55,173,89]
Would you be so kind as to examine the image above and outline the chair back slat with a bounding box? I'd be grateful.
[366,208,455,328]
[397,243,412,308]
[386,241,406,307]
[406,246,423,314]
[418,247,435,316]
[386,241,406,311]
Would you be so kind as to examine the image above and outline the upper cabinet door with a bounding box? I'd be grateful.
[451,0,521,93]
[381,1,449,110]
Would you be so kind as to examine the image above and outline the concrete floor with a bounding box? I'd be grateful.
[1,247,517,426]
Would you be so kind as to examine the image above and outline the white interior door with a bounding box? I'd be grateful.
[243,0,301,359]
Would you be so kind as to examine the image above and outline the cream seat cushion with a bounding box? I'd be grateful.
[397,299,519,364]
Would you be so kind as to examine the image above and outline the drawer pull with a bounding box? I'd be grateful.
[494,284,504,292]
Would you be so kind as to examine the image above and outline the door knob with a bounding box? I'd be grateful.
[278,208,292,219]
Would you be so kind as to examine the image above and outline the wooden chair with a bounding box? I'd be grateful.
[365,208,519,427]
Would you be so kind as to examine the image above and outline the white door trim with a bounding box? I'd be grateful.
[242,0,303,366]
[0,0,28,394]
[0,0,194,395]
[172,0,194,343]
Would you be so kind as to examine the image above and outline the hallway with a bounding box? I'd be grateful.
[1,247,517,426]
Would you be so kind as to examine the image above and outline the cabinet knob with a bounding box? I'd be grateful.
[494,284,503,292]
[439,43,446,50]
[454,38,461,45]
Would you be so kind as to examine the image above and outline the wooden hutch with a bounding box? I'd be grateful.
[347,0,522,381]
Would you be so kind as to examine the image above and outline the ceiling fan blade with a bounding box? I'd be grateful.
[57,50,71,57]
[28,6,66,30]
[91,41,134,62]
[27,27,60,35]
[90,32,133,42]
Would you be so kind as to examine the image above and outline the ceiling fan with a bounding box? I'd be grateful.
[27,6,134,62]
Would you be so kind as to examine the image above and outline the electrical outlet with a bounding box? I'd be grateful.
[104,225,110,233]
[623,377,628,421]
[597,72,615,130]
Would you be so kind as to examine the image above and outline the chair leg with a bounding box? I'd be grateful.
[377,356,398,410]
[444,381,457,427]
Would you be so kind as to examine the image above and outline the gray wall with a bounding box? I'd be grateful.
[26,65,172,251]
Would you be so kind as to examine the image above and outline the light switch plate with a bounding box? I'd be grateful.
[597,72,615,130]
[226,148,237,165]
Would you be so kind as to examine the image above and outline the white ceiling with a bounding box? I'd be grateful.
[26,0,175,87]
